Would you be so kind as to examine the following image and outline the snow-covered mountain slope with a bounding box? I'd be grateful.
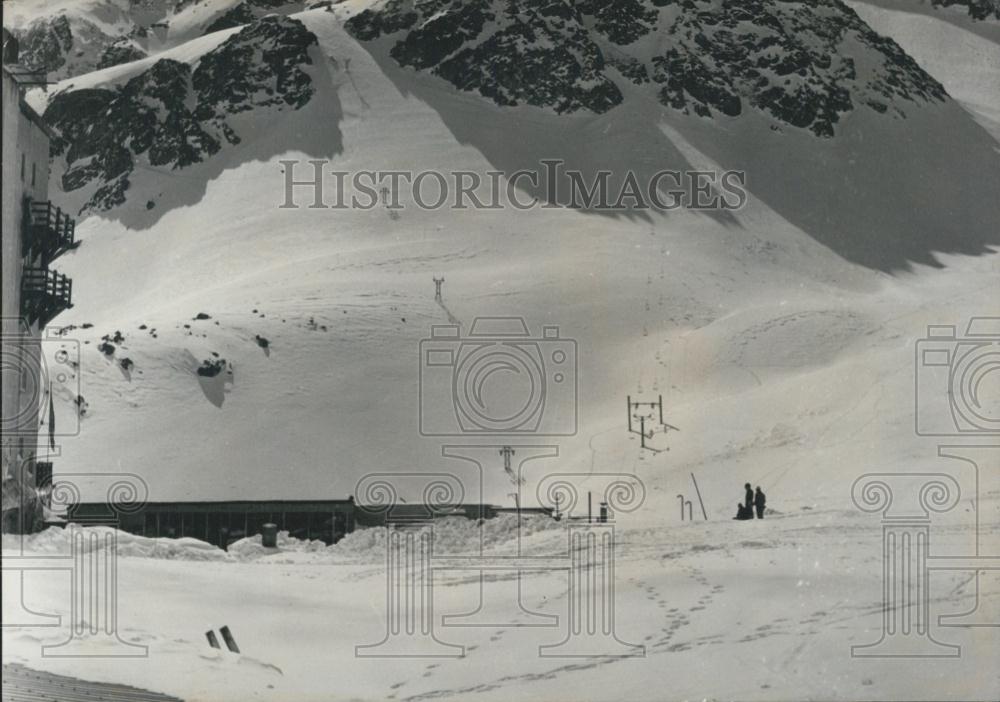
[22,1,999,269]
[848,0,1000,138]
[3,5,998,702]
[22,7,997,512]
[1,0,308,79]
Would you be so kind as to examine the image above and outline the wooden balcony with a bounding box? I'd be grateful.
[22,199,75,265]
[21,267,72,327]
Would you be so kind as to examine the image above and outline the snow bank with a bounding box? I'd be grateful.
[332,514,565,560]
[2,525,231,561]
[227,529,330,560]
[3,515,575,565]
[229,514,566,564]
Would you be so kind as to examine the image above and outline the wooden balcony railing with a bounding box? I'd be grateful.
[21,267,73,327]
[23,199,76,265]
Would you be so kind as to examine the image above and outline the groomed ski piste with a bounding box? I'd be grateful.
[2,0,999,700]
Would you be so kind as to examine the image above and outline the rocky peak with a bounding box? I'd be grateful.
[4,0,306,81]
[44,15,318,214]
[97,38,149,70]
[12,14,74,75]
[204,0,308,35]
[930,0,999,20]
[346,0,948,137]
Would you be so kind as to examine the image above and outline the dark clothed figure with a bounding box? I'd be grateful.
[754,487,766,519]
[744,483,754,518]
[734,503,752,520]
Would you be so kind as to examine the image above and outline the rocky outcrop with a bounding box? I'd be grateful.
[4,0,307,81]
[205,3,259,34]
[930,0,999,20]
[97,39,148,69]
[346,0,947,136]
[349,0,624,114]
[44,16,318,214]
[12,15,74,75]
[204,0,304,34]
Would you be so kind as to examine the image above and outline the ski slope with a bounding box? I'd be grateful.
[848,0,1000,138]
[26,8,1000,511]
[1,4,999,701]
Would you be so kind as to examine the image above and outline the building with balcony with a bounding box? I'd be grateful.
[2,29,75,533]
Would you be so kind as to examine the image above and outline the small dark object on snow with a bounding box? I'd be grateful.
[119,358,134,372]
[261,523,278,548]
[81,323,93,329]
[206,631,221,649]
[254,335,270,349]
[220,625,240,654]
[138,324,148,330]
[146,200,155,210]
[197,359,227,378]
[194,312,211,320]
[98,341,115,356]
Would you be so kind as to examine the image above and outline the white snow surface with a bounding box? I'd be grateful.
[4,509,999,701]
[1,4,998,701]
[848,0,1000,138]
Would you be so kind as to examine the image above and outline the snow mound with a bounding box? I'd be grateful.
[333,514,566,561]
[2,516,565,565]
[228,514,566,564]
[227,529,329,560]
[2,525,231,561]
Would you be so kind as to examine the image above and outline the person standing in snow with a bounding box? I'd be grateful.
[744,483,754,518]
[754,486,766,519]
